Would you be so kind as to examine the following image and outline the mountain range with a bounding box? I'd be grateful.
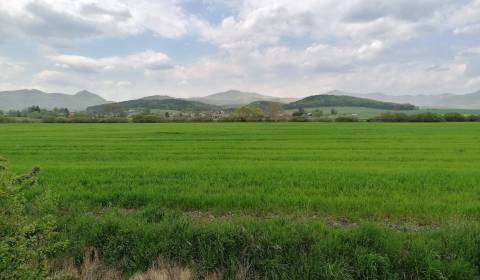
[3,88,480,111]
[190,90,297,106]
[0,89,107,111]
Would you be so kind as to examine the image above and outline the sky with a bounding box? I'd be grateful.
[1,0,480,101]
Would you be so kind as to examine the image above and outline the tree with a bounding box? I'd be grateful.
[312,109,323,117]
[444,112,466,122]
[330,108,338,115]
[264,103,283,119]
[232,105,264,121]
[292,108,305,117]
[27,106,41,113]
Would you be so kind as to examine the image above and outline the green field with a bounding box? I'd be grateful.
[2,123,480,279]
[288,106,480,119]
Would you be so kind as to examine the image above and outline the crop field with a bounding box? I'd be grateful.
[288,106,480,119]
[2,123,480,279]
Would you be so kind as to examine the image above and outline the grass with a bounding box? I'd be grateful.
[287,106,480,119]
[2,123,480,278]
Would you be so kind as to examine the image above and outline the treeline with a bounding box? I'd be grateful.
[0,106,128,123]
[3,105,480,123]
[369,112,480,122]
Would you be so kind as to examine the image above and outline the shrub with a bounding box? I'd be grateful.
[444,112,467,122]
[335,116,359,122]
[231,106,264,121]
[408,112,445,122]
[466,115,480,122]
[370,112,411,122]
[0,116,16,123]
[0,160,64,279]
[132,114,166,123]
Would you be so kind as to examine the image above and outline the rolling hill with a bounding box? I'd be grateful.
[329,90,480,109]
[0,89,108,111]
[87,97,219,114]
[285,94,417,110]
[248,100,286,111]
[191,90,297,106]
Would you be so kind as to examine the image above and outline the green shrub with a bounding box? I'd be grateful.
[0,160,64,279]
[467,115,480,122]
[132,114,166,123]
[406,112,445,122]
[370,112,411,122]
[335,116,359,122]
[444,112,467,122]
[0,116,16,123]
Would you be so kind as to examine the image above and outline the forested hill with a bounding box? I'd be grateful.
[87,98,219,113]
[285,94,417,110]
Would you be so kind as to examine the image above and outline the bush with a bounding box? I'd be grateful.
[0,116,16,123]
[335,116,359,122]
[0,159,64,279]
[42,116,129,123]
[407,112,445,122]
[466,115,480,122]
[132,114,166,123]
[444,112,467,122]
[371,112,447,122]
[370,112,411,122]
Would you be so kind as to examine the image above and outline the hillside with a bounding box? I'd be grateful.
[140,95,176,101]
[0,89,108,111]
[248,100,286,111]
[286,94,417,110]
[329,90,480,109]
[87,98,219,113]
[191,90,297,106]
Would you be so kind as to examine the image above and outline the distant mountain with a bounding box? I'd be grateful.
[285,94,417,110]
[87,97,219,114]
[329,90,480,109]
[191,90,297,106]
[140,95,176,101]
[0,89,108,111]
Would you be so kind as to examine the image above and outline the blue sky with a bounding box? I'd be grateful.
[1,0,480,101]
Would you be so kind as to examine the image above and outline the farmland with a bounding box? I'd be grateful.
[286,106,480,119]
[2,123,480,279]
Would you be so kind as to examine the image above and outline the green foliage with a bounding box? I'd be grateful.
[409,112,445,122]
[131,113,166,123]
[87,98,219,114]
[312,109,323,117]
[444,112,467,122]
[335,116,358,122]
[0,161,64,279]
[66,213,480,279]
[371,112,474,122]
[231,105,265,121]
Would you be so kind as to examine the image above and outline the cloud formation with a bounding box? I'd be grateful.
[1,0,480,99]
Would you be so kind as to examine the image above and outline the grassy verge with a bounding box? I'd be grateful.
[59,210,480,279]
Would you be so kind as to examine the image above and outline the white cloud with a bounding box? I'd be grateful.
[2,0,480,99]
[0,57,25,80]
[49,50,172,73]
[451,0,480,34]
[0,0,190,46]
